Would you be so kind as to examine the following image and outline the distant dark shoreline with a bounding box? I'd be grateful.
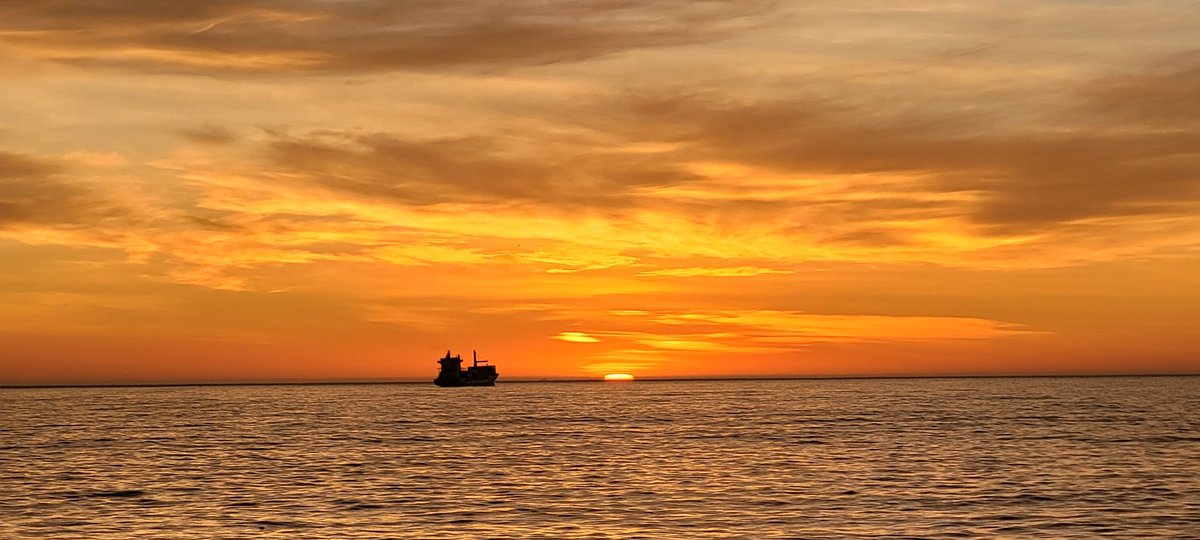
[2,373,1196,389]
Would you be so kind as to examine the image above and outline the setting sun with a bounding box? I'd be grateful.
[604,373,635,382]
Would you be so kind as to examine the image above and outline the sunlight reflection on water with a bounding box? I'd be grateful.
[2,377,1199,538]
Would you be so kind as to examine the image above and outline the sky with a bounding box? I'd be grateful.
[1,0,1198,384]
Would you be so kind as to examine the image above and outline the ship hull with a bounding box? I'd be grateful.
[433,375,497,387]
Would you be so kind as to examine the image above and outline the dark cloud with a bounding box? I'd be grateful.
[0,0,778,74]
[186,215,243,231]
[1086,50,1200,126]
[952,134,1200,229]
[267,133,699,207]
[821,228,911,247]
[0,152,123,227]
[258,73,1200,235]
[180,125,236,145]
[593,89,1200,233]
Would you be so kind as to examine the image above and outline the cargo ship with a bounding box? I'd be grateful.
[434,350,498,387]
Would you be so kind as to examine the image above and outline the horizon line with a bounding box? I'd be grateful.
[2,372,1197,390]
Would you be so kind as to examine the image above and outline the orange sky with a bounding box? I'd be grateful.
[1,1,1198,384]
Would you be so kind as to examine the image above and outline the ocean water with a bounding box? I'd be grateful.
[2,377,1198,538]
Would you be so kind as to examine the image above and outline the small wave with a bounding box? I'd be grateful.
[1149,435,1200,443]
[27,518,91,528]
[348,503,385,510]
[1008,493,1057,503]
[251,519,310,529]
[85,489,146,498]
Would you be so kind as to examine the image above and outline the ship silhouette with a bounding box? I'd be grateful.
[434,350,498,387]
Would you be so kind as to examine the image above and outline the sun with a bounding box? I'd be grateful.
[603,373,635,382]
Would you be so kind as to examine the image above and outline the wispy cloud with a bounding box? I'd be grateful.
[639,266,793,278]
[0,1,779,75]
[0,152,117,227]
[553,331,601,343]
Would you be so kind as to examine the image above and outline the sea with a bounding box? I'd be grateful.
[2,377,1198,539]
